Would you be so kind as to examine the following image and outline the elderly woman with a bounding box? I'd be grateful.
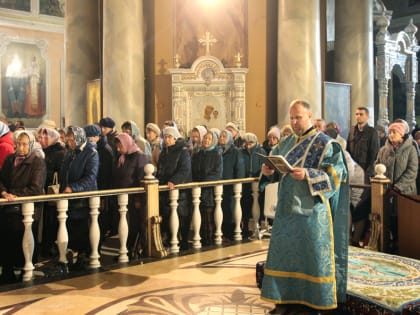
[157,126,192,250]
[112,133,149,259]
[375,121,418,253]
[240,132,266,237]
[39,127,66,257]
[218,129,245,240]
[59,126,99,270]
[0,130,46,283]
[191,130,222,245]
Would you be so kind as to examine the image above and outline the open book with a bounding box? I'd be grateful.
[256,153,294,173]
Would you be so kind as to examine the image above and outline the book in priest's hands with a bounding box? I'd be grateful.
[256,153,295,174]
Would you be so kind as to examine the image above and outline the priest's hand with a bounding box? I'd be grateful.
[289,167,305,180]
[261,163,275,176]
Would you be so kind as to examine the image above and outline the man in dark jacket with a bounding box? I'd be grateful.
[346,107,379,182]
[346,107,379,246]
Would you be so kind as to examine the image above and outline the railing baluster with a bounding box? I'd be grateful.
[169,189,180,253]
[214,185,223,245]
[56,199,69,264]
[89,196,101,268]
[191,187,202,249]
[233,183,242,241]
[118,194,129,263]
[251,181,261,239]
[21,202,34,281]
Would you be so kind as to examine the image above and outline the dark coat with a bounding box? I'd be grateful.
[112,151,148,188]
[0,152,46,268]
[347,124,379,179]
[222,145,245,180]
[59,140,99,193]
[241,144,265,178]
[97,136,114,190]
[0,152,46,197]
[43,142,66,189]
[157,139,192,185]
[157,139,192,217]
[191,147,222,207]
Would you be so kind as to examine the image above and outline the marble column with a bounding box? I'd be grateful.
[65,0,100,127]
[277,0,322,127]
[102,0,144,132]
[335,0,374,126]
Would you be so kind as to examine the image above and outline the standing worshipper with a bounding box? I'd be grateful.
[191,130,222,245]
[240,132,266,237]
[59,126,99,270]
[346,107,379,246]
[260,99,349,314]
[99,117,118,156]
[0,130,46,283]
[218,129,245,240]
[84,124,116,241]
[39,127,66,257]
[121,120,152,158]
[145,122,162,170]
[157,126,192,250]
[225,122,245,149]
[375,121,418,253]
[112,133,149,259]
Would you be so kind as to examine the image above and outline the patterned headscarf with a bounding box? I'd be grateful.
[116,133,140,167]
[41,127,61,148]
[67,126,86,149]
[0,121,9,137]
[13,130,36,167]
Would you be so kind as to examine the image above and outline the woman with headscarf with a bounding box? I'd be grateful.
[0,121,14,169]
[240,132,266,238]
[218,129,245,240]
[121,120,152,158]
[191,130,222,245]
[0,130,46,283]
[157,126,192,250]
[145,122,162,170]
[59,126,99,270]
[39,127,66,257]
[112,133,149,259]
[375,121,418,253]
[189,125,207,156]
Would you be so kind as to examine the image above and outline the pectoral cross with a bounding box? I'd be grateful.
[199,32,217,55]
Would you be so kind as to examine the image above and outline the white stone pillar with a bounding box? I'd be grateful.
[65,0,100,126]
[277,0,322,126]
[335,0,374,126]
[102,0,145,131]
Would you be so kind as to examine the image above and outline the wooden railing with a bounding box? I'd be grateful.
[0,165,260,282]
[0,164,396,282]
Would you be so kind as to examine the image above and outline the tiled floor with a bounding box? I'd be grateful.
[0,240,272,314]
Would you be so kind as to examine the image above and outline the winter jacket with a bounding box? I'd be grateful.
[0,132,14,169]
[59,140,99,193]
[375,138,418,195]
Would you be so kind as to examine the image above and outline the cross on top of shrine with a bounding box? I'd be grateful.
[199,31,217,55]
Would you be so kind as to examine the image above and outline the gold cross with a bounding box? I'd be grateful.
[199,32,217,55]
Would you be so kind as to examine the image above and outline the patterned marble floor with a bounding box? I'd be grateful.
[0,240,272,315]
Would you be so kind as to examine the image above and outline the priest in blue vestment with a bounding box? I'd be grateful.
[260,99,349,314]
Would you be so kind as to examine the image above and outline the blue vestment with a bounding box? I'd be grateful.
[261,129,349,310]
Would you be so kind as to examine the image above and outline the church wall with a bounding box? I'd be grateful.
[0,25,63,128]
[152,0,268,140]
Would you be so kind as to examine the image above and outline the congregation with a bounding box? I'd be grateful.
[0,110,418,285]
